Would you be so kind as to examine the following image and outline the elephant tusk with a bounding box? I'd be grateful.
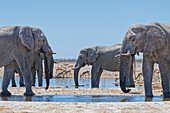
[115,54,120,58]
[53,61,57,63]
[48,52,56,54]
[72,67,81,70]
[116,52,131,57]
[121,52,131,56]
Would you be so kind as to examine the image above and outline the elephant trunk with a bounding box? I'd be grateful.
[74,59,84,88]
[120,55,132,93]
[44,53,49,90]
[49,56,54,79]
[74,68,80,88]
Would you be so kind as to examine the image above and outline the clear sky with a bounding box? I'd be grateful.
[0,0,170,59]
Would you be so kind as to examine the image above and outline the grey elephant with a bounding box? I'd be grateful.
[32,51,54,86]
[74,44,121,88]
[0,25,53,96]
[119,22,170,98]
[11,51,55,87]
[11,63,25,87]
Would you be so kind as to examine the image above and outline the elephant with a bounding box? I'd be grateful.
[11,51,55,87]
[32,51,54,86]
[119,22,170,98]
[11,63,25,87]
[0,25,53,96]
[74,44,121,88]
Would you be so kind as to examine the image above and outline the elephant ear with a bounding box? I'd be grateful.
[143,25,167,55]
[19,26,34,51]
[87,48,98,65]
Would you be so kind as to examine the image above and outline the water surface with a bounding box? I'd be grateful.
[2,78,143,89]
[0,95,168,102]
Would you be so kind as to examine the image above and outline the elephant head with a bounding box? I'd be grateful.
[120,22,167,93]
[19,26,55,90]
[74,47,98,87]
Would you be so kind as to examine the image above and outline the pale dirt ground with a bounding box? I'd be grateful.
[0,62,169,113]
[0,86,169,113]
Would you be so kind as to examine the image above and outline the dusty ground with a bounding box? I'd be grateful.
[0,86,169,113]
[0,62,169,113]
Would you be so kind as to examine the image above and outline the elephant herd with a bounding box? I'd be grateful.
[0,22,169,98]
[74,22,170,98]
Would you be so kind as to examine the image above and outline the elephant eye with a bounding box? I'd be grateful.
[129,36,135,42]
[132,38,135,42]
[43,39,45,43]
[79,56,82,59]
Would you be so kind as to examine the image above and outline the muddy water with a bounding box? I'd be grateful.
[1,78,143,89]
[0,95,168,102]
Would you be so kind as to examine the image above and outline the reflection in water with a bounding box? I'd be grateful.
[25,96,32,101]
[120,98,131,102]
[163,98,170,101]
[1,96,9,101]
[0,95,169,102]
[145,97,153,102]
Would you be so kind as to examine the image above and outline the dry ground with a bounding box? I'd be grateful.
[0,86,169,113]
[0,62,169,113]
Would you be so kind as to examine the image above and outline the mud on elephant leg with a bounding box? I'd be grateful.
[1,63,15,95]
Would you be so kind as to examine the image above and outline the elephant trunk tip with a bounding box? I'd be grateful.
[120,77,131,93]
[45,86,49,90]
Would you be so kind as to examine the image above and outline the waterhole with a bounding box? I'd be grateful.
[0,95,169,102]
[4,78,143,89]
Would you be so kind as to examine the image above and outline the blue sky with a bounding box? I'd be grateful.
[0,0,170,59]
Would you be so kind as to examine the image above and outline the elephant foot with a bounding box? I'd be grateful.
[0,91,11,96]
[163,92,170,98]
[145,97,153,101]
[24,91,35,96]
[12,84,17,87]
[20,84,25,87]
[92,86,99,88]
[145,95,153,98]
[75,85,78,88]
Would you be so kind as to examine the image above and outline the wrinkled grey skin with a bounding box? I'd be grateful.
[120,22,170,98]
[74,44,121,88]
[32,52,54,86]
[0,25,52,96]
[11,63,25,87]
[11,51,53,87]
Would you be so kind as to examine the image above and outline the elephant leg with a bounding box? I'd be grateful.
[96,69,103,87]
[37,64,43,87]
[143,57,154,97]
[1,63,15,95]
[158,63,170,98]
[31,68,36,87]
[91,64,102,88]
[11,74,17,87]
[18,70,25,87]
[14,54,35,96]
